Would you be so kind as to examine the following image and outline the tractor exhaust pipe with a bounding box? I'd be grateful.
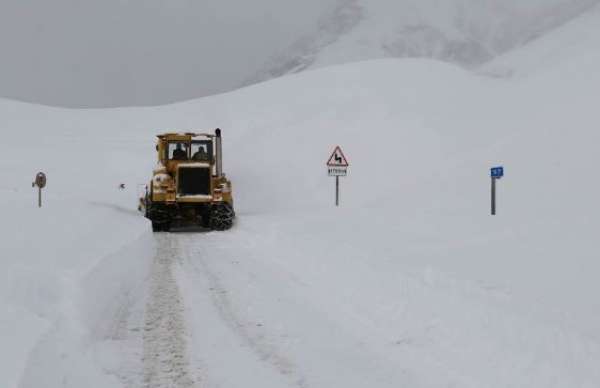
[215,128,223,177]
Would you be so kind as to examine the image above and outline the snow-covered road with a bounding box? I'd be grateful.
[100,213,600,388]
[100,229,313,388]
[142,235,195,388]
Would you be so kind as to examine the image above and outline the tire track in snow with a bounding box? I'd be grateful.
[181,234,308,388]
[142,235,196,388]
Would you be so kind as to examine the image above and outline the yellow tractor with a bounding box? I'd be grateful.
[140,129,235,232]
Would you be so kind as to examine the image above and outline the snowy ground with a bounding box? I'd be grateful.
[2,6,600,387]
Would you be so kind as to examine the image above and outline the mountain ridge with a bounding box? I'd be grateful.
[247,0,600,85]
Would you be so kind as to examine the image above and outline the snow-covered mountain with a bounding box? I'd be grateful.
[482,2,600,77]
[2,4,600,387]
[249,0,600,83]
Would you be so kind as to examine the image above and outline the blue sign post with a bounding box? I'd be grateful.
[491,167,504,179]
[490,166,504,215]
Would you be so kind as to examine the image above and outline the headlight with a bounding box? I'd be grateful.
[219,183,231,193]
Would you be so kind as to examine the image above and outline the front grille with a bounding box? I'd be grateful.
[178,167,211,196]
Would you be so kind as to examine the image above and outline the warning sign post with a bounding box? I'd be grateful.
[326,146,349,206]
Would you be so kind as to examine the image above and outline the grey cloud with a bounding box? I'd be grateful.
[0,0,339,107]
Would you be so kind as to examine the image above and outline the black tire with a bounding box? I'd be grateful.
[152,221,171,232]
[200,214,211,228]
[209,203,235,231]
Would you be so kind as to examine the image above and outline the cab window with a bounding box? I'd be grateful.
[168,142,189,160]
[191,141,213,162]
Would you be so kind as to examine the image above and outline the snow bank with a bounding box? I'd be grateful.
[0,108,151,387]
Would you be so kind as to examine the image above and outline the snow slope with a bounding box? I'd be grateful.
[249,0,600,83]
[2,9,600,387]
[483,3,600,77]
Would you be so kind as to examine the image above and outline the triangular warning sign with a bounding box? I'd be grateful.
[327,146,349,167]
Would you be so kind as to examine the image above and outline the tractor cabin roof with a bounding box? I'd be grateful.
[157,132,215,141]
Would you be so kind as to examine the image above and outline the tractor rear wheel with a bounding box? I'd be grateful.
[209,203,234,231]
[152,221,171,232]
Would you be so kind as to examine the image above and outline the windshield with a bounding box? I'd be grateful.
[191,140,213,162]
[168,142,190,160]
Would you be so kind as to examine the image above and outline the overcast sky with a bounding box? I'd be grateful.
[0,0,596,108]
[0,0,339,107]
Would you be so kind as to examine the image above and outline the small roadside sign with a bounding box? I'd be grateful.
[32,172,47,208]
[328,167,347,177]
[35,172,47,188]
[326,146,349,206]
[490,166,504,215]
[327,146,349,167]
[491,166,504,179]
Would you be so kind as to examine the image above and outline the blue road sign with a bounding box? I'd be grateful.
[491,166,504,178]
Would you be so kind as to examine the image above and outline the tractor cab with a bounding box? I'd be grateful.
[158,133,215,170]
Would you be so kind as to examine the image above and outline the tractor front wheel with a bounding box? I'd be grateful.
[209,203,234,231]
